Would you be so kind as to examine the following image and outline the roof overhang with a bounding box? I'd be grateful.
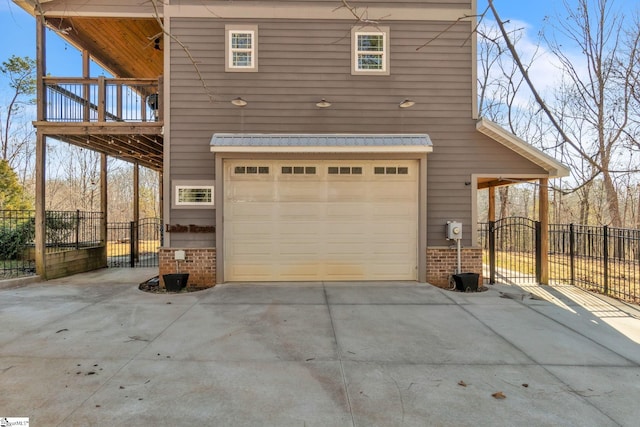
[477,118,570,178]
[210,134,433,154]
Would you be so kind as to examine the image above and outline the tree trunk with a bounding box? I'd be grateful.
[602,171,622,227]
[498,186,510,219]
[579,184,591,225]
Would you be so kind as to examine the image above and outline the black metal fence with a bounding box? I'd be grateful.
[107,218,162,268]
[0,210,103,279]
[479,220,640,303]
[549,224,639,303]
[45,210,103,253]
[0,210,36,278]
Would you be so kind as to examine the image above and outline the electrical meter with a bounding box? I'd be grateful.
[446,221,462,240]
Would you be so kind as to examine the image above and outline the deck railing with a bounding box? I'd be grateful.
[43,77,161,123]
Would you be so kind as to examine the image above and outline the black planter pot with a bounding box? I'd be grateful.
[163,273,189,292]
[451,273,479,292]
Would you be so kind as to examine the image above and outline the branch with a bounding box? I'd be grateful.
[335,0,385,26]
[416,5,490,50]
[147,0,214,102]
[487,0,600,173]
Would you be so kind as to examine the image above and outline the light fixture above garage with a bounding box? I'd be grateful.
[399,99,416,108]
[316,98,332,108]
[231,97,248,107]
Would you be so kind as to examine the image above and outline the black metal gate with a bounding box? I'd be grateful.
[486,217,541,284]
[107,218,162,268]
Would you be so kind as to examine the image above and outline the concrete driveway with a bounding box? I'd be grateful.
[1,269,639,426]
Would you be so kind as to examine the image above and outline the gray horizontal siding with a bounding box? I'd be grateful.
[426,124,546,247]
[168,17,548,247]
[167,209,216,248]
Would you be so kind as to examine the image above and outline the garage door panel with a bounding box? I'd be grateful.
[227,244,275,256]
[325,207,368,220]
[279,244,322,256]
[326,221,370,235]
[228,203,274,219]
[374,186,416,201]
[326,242,370,254]
[230,202,275,224]
[225,160,418,281]
[277,204,325,221]
[374,225,414,235]
[325,262,366,279]
[228,182,276,202]
[327,188,370,202]
[227,264,274,281]
[371,204,416,218]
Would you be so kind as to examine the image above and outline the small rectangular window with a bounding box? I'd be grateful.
[259,166,269,174]
[352,167,363,175]
[294,166,305,174]
[282,166,292,174]
[386,167,397,175]
[305,167,316,175]
[374,167,385,175]
[247,166,258,174]
[226,25,258,72]
[398,167,409,175]
[175,185,215,207]
[352,27,389,75]
[235,166,246,174]
[328,167,339,175]
[340,167,351,174]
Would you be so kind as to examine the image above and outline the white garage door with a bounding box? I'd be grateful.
[224,160,418,281]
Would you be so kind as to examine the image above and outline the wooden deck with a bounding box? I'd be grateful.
[35,76,163,171]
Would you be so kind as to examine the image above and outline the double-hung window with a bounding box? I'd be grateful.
[226,25,258,72]
[352,26,390,75]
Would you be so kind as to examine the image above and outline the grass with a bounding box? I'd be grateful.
[106,239,160,257]
[484,250,639,304]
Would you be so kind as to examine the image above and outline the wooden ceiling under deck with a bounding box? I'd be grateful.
[35,122,163,171]
[44,16,164,80]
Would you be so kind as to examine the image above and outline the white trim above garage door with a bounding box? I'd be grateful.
[223,160,418,281]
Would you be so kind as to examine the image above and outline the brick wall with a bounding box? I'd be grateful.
[426,247,483,288]
[159,248,216,289]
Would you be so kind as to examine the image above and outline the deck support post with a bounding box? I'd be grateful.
[100,153,108,246]
[133,162,140,262]
[539,178,549,284]
[35,15,47,279]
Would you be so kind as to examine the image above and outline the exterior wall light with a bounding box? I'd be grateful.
[316,98,332,108]
[231,97,248,107]
[399,99,416,108]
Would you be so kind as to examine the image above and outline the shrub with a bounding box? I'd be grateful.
[0,219,34,260]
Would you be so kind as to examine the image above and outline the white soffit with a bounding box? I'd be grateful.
[210,134,433,154]
[477,118,570,178]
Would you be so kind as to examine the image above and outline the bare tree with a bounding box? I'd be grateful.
[486,0,640,227]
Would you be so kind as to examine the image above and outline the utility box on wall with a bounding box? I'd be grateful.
[446,221,462,240]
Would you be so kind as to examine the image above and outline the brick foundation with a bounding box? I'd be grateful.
[426,247,483,289]
[159,248,216,289]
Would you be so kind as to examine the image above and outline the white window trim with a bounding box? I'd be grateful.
[172,181,215,209]
[351,26,390,75]
[225,25,258,72]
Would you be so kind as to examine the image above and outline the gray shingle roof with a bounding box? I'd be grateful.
[210,133,432,148]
